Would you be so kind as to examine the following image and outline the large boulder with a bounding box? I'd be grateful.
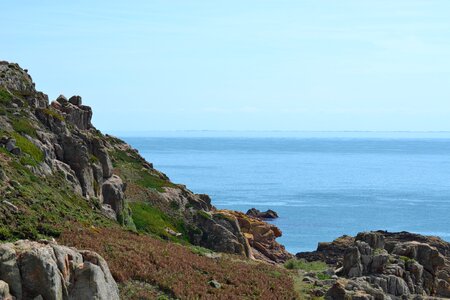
[0,240,119,300]
[102,175,125,216]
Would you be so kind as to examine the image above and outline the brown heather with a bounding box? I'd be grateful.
[59,225,297,300]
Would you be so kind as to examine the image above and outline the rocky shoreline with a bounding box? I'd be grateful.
[294,231,450,299]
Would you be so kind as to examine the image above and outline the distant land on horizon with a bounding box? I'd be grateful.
[112,130,450,139]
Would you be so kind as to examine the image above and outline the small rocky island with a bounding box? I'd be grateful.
[0,61,449,299]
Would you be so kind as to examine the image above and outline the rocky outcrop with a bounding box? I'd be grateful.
[194,210,250,257]
[0,240,119,300]
[298,231,450,299]
[214,210,292,263]
[53,95,92,130]
[246,208,278,219]
[0,61,131,224]
[297,234,354,265]
[101,175,125,219]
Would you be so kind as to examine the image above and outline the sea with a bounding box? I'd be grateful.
[120,131,450,254]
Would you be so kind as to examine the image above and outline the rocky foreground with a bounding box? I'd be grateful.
[0,240,118,300]
[296,231,450,299]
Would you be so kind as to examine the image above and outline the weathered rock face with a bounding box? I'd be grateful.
[297,234,354,265]
[102,175,125,217]
[194,210,250,257]
[212,210,292,263]
[0,240,119,300]
[54,95,92,130]
[0,61,47,108]
[299,231,450,299]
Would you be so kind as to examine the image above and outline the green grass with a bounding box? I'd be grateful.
[137,172,175,192]
[190,245,214,256]
[284,259,328,272]
[0,158,114,242]
[0,88,12,104]
[316,273,332,280]
[197,210,212,220]
[399,256,416,264]
[41,108,64,122]
[12,132,44,165]
[11,118,37,137]
[130,202,188,242]
[110,149,175,192]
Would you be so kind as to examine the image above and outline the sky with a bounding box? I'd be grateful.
[1,1,450,133]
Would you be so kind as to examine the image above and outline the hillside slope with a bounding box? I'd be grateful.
[0,61,296,299]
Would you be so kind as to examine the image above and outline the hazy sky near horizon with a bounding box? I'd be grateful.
[1,1,450,133]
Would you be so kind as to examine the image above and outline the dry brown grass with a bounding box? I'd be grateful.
[59,225,296,299]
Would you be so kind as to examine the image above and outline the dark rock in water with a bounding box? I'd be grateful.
[246,208,279,219]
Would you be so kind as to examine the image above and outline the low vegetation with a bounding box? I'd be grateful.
[0,155,112,242]
[284,259,328,272]
[0,88,12,104]
[11,118,37,137]
[130,202,188,243]
[59,225,297,299]
[110,148,175,192]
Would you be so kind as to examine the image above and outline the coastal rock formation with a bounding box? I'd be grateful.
[0,240,119,300]
[218,210,291,263]
[297,231,450,299]
[0,60,289,267]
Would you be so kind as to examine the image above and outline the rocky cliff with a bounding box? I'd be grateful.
[0,61,295,298]
[0,61,288,264]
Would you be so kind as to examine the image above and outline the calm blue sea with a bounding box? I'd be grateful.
[121,132,450,253]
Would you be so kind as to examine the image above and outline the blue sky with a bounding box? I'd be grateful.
[1,1,450,133]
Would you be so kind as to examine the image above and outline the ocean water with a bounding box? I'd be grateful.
[121,132,450,253]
